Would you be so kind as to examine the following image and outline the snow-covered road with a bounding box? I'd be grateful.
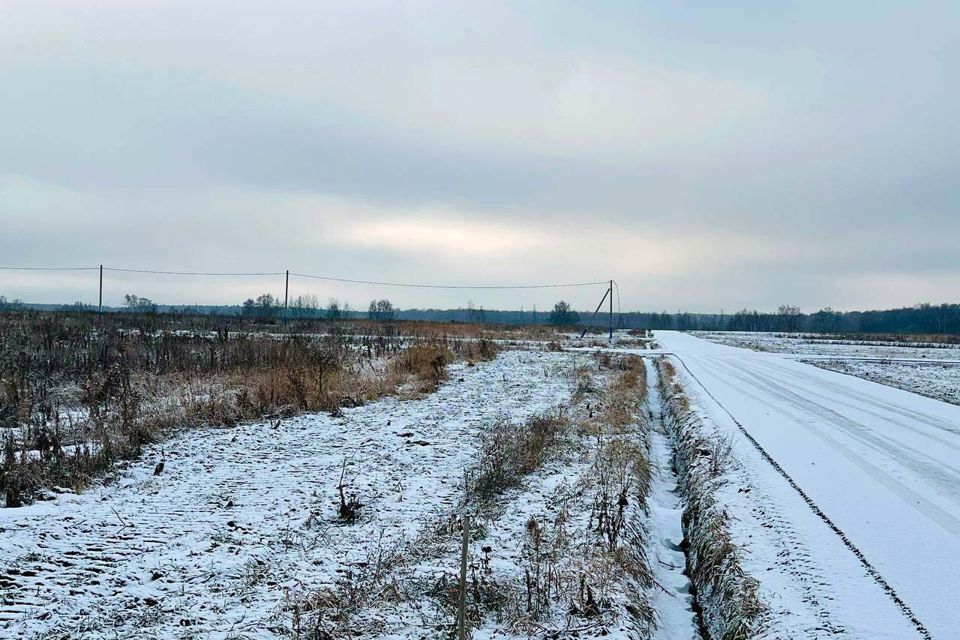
[655,331,960,639]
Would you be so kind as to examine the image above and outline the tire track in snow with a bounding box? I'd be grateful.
[746,357,960,437]
[739,362,960,490]
[668,355,935,640]
[697,359,960,526]
[745,358,960,450]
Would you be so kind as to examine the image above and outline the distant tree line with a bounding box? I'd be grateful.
[638,303,960,335]
[4,292,960,334]
[236,293,356,320]
[0,296,24,310]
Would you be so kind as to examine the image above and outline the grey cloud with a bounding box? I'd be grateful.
[0,1,958,311]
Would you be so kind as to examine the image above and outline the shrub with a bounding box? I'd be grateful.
[465,413,569,511]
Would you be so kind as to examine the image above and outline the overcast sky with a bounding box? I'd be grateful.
[1,1,957,312]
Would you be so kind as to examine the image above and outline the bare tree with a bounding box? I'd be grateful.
[368,299,395,321]
[777,305,802,332]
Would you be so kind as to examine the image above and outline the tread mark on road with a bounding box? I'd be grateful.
[669,355,935,640]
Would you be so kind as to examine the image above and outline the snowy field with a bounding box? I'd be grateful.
[692,330,960,360]
[813,359,960,406]
[3,332,957,639]
[0,344,701,640]
[693,331,960,405]
[0,350,579,638]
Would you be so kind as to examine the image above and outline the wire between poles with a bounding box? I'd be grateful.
[289,272,607,290]
[102,267,286,277]
[613,280,624,328]
[0,266,99,272]
[1,265,608,290]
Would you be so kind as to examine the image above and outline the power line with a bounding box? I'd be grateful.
[289,272,607,290]
[103,267,285,277]
[613,280,624,327]
[0,264,608,290]
[0,266,99,272]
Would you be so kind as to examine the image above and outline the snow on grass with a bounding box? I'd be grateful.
[693,331,960,360]
[808,359,960,406]
[0,349,581,638]
[329,354,695,640]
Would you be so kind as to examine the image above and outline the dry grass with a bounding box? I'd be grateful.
[794,332,960,346]
[581,355,648,435]
[656,357,764,640]
[284,410,566,639]
[478,358,657,636]
[465,412,570,513]
[288,535,407,639]
[0,311,502,507]
[577,360,656,634]
[286,357,659,639]
[389,343,454,394]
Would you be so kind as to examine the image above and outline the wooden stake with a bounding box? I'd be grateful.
[458,514,470,640]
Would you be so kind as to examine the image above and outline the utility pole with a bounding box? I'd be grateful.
[98,265,103,316]
[284,270,289,320]
[579,284,611,339]
[609,279,613,341]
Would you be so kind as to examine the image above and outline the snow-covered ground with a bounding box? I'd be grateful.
[358,355,697,640]
[655,331,960,639]
[645,361,699,640]
[0,350,580,638]
[811,359,960,406]
[692,331,960,360]
[693,331,960,406]
[6,330,955,639]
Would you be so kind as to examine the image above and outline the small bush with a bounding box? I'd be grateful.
[465,413,569,510]
[390,342,454,392]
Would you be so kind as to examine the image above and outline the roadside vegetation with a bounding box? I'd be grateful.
[656,358,764,640]
[289,353,664,639]
[450,354,658,637]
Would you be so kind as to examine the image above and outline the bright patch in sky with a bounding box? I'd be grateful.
[0,1,957,311]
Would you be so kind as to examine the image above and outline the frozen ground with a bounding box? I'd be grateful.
[358,356,697,640]
[692,331,960,360]
[810,359,960,406]
[644,361,699,640]
[655,331,960,639]
[6,329,955,639]
[0,350,580,638]
[693,331,960,406]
